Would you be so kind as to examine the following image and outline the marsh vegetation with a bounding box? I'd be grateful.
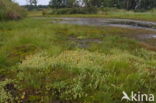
[0,0,156,103]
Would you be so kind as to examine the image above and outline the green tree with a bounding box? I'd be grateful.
[49,0,67,8]
[67,0,75,7]
[26,0,38,6]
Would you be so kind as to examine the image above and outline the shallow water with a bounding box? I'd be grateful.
[69,36,102,48]
[137,34,156,39]
[52,17,156,46]
[52,17,156,38]
[52,17,156,32]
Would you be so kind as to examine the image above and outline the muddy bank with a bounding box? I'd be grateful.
[69,36,102,48]
[136,34,156,39]
[52,17,156,31]
[52,17,156,46]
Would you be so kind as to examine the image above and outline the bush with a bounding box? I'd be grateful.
[0,0,26,20]
[49,8,97,15]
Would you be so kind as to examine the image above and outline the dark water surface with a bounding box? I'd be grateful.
[51,17,156,47]
[52,17,156,32]
[52,17,156,39]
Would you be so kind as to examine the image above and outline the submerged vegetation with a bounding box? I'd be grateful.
[0,17,156,102]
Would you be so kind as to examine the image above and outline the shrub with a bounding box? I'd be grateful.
[42,9,47,16]
[49,8,97,15]
[0,0,26,20]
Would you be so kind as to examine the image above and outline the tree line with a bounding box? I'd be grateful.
[26,0,156,10]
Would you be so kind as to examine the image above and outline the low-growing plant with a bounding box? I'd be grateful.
[0,17,156,103]
[14,49,155,102]
[0,79,14,103]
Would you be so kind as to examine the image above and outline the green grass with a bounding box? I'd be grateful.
[37,8,156,22]
[49,12,156,22]
[0,17,156,103]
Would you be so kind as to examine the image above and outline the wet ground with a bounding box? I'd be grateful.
[52,17,156,32]
[52,17,156,47]
[69,36,102,48]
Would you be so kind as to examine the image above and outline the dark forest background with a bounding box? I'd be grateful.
[24,0,156,10]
